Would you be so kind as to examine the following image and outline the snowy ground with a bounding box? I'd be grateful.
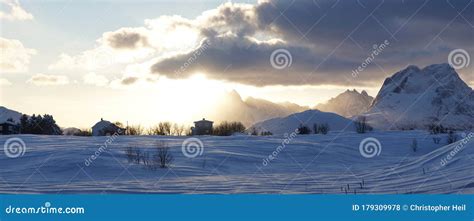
[0,131,473,194]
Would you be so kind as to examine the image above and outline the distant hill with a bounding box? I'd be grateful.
[0,106,23,123]
[251,109,353,134]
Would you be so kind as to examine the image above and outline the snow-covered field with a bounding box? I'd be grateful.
[0,131,473,194]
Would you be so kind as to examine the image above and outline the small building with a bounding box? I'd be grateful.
[92,118,126,136]
[0,120,19,135]
[191,118,213,135]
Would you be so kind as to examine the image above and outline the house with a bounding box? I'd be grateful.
[92,118,126,136]
[0,120,19,135]
[191,118,213,135]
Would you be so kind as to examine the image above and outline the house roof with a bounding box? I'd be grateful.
[92,119,124,130]
[194,118,213,124]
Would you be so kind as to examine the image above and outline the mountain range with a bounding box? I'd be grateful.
[2,63,473,132]
[209,90,309,126]
[315,89,373,118]
[251,63,474,133]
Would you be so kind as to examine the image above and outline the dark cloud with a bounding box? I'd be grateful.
[121,76,139,85]
[150,0,474,86]
[104,28,149,49]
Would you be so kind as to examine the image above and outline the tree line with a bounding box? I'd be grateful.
[18,114,62,135]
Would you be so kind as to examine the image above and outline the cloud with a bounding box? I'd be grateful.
[151,36,348,86]
[83,72,109,86]
[0,37,36,73]
[149,0,474,86]
[0,78,12,86]
[48,46,154,71]
[102,28,150,50]
[0,0,33,21]
[49,15,200,71]
[27,74,69,86]
[49,0,474,86]
[121,76,139,85]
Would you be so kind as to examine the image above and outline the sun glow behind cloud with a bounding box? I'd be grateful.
[102,74,230,128]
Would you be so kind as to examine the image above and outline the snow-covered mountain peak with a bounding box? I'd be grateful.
[315,89,374,118]
[366,63,474,130]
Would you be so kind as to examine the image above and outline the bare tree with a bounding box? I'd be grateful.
[172,123,179,136]
[127,125,144,135]
[172,123,185,136]
[177,124,185,136]
[355,116,372,133]
[155,142,173,168]
[158,122,172,135]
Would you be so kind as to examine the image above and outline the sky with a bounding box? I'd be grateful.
[0,0,473,128]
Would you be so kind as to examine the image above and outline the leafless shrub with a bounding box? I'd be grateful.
[250,127,258,136]
[125,143,173,169]
[125,146,141,163]
[127,125,144,135]
[260,131,273,136]
[147,122,173,135]
[354,116,372,133]
[428,123,448,134]
[156,142,173,168]
[447,131,458,144]
[212,121,246,136]
[411,138,418,152]
[75,128,92,136]
[160,122,172,136]
[308,123,330,135]
[297,124,311,134]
